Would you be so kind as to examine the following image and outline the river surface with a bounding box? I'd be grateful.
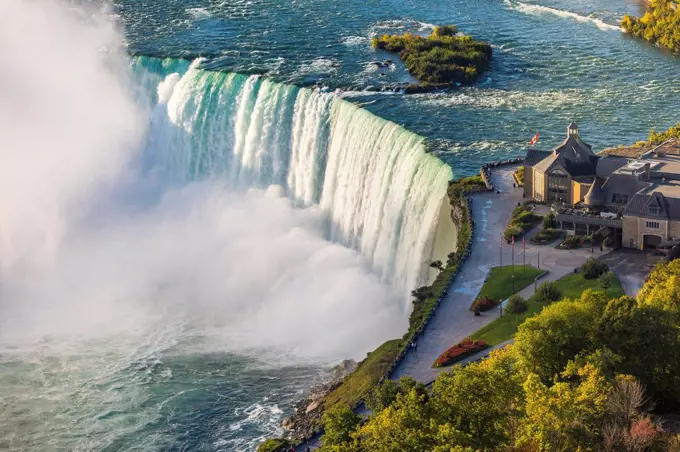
[2,0,680,451]
[116,0,680,174]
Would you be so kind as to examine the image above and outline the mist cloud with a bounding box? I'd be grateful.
[0,0,406,363]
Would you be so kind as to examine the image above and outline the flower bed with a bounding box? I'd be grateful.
[433,339,488,367]
[471,296,495,312]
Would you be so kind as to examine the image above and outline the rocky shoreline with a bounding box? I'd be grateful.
[280,359,358,441]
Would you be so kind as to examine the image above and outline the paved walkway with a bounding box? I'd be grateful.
[392,166,611,383]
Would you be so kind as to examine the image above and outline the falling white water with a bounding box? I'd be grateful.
[139,57,453,300]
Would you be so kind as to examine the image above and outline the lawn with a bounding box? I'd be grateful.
[323,339,403,411]
[473,272,624,345]
[472,265,544,308]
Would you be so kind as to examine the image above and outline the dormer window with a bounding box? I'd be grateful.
[649,206,660,216]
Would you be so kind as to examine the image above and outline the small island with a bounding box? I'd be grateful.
[621,0,680,52]
[371,25,492,92]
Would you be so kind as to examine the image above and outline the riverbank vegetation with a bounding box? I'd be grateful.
[621,0,680,53]
[372,25,492,89]
[318,262,680,451]
[266,175,482,446]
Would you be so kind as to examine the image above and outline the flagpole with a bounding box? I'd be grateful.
[523,238,526,272]
[512,237,515,293]
[500,235,503,271]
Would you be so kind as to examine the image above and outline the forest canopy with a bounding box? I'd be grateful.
[317,261,680,451]
[621,0,680,52]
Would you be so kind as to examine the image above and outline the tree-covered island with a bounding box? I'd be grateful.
[372,25,492,92]
[621,0,680,52]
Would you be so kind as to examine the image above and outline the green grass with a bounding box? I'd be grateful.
[473,272,624,345]
[473,265,543,307]
[323,339,403,411]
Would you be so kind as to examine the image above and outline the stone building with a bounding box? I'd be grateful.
[523,124,680,250]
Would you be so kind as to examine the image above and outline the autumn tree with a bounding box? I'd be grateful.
[320,406,361,451]
[430,349,524,449]
[520,363,611,451]
[637,259,680,313]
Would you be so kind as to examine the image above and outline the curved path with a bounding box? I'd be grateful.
[392,166,610,383]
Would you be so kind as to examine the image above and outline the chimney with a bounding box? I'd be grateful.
[644,162,651,180]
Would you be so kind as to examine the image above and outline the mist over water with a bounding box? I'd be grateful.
[0,1,427,450]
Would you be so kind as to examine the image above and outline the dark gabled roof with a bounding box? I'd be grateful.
[533,153,559,174]
[553,134,598,177]
[601,174,650,204]
[596,156,629,176]
[524,148,551,167]
[624,191,680,220]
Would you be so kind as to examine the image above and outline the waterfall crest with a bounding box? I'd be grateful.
[135,56,453,300]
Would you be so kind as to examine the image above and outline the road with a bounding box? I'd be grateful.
[392,166,611,383]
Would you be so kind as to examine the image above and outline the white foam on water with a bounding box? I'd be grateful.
[505,0,623,32]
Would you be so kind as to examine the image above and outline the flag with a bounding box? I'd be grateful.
[522,238,526,250]
[511,236,515,247]
[529,132,539,146]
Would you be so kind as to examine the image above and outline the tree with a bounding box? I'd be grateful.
[366,376,418,413]
[430,260,444,271]
[506,294,528,314]
[535,281,560,302]
[320,406,361,450]
[600,271,615,289]
[596,296,680,409]
[637,259,680,313]
[543,211,557,229]
[520,364,611,451]
[580,257,609,279]
[431,349,524,450]
[355,387,436,452]
[514,299,594,383]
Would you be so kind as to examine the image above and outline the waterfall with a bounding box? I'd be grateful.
[135,57,453,302]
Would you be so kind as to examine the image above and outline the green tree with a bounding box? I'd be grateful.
[596,296,680,408]
[519,363,611,451]
[320,406,361,451]
[365,376,417,413]
[355,387,435,452]
[543,211,557,229]
[514,299,594,383]
[431,349,524,449]
[637,259,680,313]
[506,294,528,314]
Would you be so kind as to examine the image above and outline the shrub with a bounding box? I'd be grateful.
[543,212,557,229]
[600,271,615,289]
[433,339,488,367]
[531,228,561,245]
[471,296,496,312]
[581,257,609,279]
[506,294,528,314]
[504,225,523,241]
[536,281,560,303]
[559,235,583,249]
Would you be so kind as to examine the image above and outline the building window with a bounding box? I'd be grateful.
[649,206,660,216]
[646,221,660,229]
[611,193,629,205]
[548,170,569,203]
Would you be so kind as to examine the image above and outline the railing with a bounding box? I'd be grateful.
[480,158,524,191]
[556,213,623,228]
